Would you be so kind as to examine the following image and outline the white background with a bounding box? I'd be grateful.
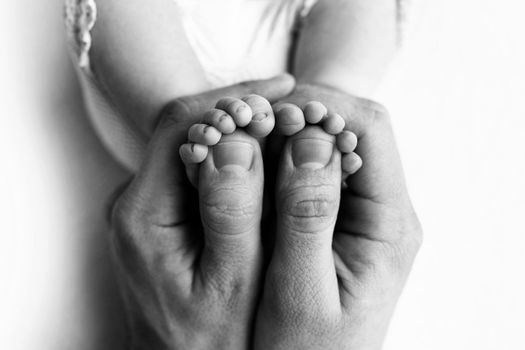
[1,1,524,349]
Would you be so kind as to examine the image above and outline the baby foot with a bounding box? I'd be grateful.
[179,95,275,186]
[273,101,362,182]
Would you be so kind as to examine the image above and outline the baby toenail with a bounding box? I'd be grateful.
[213,142,254,170]
[252,113,267,121]
[292,138,333,169]
[219,114,229,122]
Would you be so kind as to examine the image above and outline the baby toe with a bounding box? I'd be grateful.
[188,123,222,146]
[274,103,306,136]
[202,109,236,135]
[342,152,363,175]
[179,143,209,164]
[336,130,358,153]
[303,101,328,124]
[216,97,253,127]
[323,113,345,135]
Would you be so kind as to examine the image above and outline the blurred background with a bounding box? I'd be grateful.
[1,0,524,349]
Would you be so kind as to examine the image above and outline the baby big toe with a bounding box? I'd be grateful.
[179,143,209,165]
[322,113,345,135]
[336,131,358,153]
[342,152,363,176]
[180,143,208,186]
[274,103,306,136]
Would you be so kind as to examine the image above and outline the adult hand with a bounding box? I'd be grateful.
[254,83,422,349]
[109,75,295,349]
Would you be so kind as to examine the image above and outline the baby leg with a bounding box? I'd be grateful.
[82,0,211,134]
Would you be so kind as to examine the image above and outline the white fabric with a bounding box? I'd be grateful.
[68,0,407,171]
[174,0,318,88]
[68,0,318,171]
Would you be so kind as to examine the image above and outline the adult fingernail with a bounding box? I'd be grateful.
[292,138,333,169]
[213,142,254,170]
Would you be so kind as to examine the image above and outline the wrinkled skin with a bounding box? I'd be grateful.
[109,77,421,350]
[254,83,422,350]
[110,76,295,350]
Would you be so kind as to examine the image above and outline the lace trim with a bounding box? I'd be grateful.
[64,0,97,70]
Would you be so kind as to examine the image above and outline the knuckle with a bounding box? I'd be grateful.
[109,213,144,269]
[351,97,392,131]
[407,216,424,253]
[365,98,389,116]
[242,94,269,107]
[371,106,392,126]
[396,209,424,256]
[109,188,150,256]
[158,99,192,126]
[201,188,259,235]
[165,99,191,117]
[362,99,391,127]
[110,200,138,247]
[238,80,253,91]
[373,234,423,278]
[281,186,339,233]
[110,193,135,232]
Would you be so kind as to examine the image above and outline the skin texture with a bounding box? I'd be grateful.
[90,0,397,136]
[294,0,397,98]
[254,83,422,350]
[91,0,210,135]
[267,9,405,345]
[109,76,295,349]
[90,1,414,348]
[181,98,361,188]
[110,78,421,349]
[179,95,277,187]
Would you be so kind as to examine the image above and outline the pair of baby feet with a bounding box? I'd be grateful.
[179,94,362,210]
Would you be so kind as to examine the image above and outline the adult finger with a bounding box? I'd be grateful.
[116,101,196,231]
[283,84,409,206]
[197,130,265,287]
[128,74,293,225]
[174,74,296,118]
[268,126,343,315]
